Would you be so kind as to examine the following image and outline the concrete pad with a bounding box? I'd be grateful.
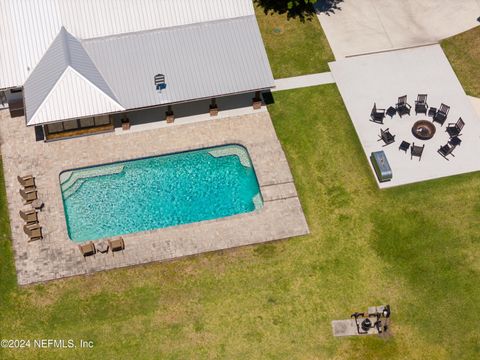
[330,44,480,188]
[273,72,335,92]
[332,319,380,337]
[317,0,480,58]
[468,96,480,117]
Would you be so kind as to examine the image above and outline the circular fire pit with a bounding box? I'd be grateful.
[412,120,436,140]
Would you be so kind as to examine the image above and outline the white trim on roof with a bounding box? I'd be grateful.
[0,0,255,89]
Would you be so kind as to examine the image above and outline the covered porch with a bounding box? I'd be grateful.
[37,91,267,141]
[43,115,114,141]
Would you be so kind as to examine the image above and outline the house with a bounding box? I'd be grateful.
[0,0,274,140]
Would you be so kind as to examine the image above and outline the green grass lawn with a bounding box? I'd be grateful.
[1,86,479,359]
[255,5,334,78]
[442,26,480,97]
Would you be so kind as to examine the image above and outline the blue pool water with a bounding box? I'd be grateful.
[60,145,262,242]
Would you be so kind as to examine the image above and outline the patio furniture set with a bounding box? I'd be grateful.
[18,175,43,242]
[78,237,126,259]
[371,95,466,161]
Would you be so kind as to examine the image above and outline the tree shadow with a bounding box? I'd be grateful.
[254,0,317,21]
[255,0,344,20]
[314,0,344,16]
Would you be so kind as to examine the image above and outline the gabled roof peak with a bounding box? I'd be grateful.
[23,27,122,125]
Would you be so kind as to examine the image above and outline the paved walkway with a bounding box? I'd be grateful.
[317,0,480,58]
[272,72,335,92]
[0,110,309,285]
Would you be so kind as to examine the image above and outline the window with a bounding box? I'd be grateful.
[94,115,110,126]
[79,117,95,128]
[63,119,79,131]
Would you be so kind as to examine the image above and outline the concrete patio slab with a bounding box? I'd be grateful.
[0,110,309,285]
[468,96,480,117]
[317,0,480,58]
[329,44,480,188]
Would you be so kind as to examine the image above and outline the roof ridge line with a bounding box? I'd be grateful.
[81,15,255,44]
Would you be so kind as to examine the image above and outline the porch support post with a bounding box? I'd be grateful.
[209,98,218,116]
[252,91,262,110]
[166,105,175,123]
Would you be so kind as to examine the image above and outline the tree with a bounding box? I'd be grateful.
[255,0,343,20]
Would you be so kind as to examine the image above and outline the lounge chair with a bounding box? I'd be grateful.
[79,241,96,257]
[17,175,35,188]
[370,103,386,124]
[446,117,465,137]
[415,94,428,115]
[23,223,43,242]
[19,188,37,204]
[438,143,456,160]
[19,209,38,224]
[396,95,411,117]
[411,143,425,161]
[108,237,125,255]
[378,128,395,146]
[433,103,450,126]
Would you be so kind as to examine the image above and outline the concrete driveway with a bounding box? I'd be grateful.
[317,0,480,58]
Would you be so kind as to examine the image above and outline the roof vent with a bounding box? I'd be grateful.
[154,74,166,92]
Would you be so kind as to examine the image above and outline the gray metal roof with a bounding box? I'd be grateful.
[0,0,255,89]
[23,15,274,125]
[83,15,274,110]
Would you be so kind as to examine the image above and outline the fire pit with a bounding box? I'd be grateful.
[412,120,436,140]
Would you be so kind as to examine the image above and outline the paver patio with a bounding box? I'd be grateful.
[329,44,480,188]
[0,109,309,285]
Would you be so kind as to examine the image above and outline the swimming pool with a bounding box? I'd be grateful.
[60,144,263,242]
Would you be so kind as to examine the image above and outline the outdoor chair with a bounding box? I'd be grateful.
[410,143,425,161]
[446,117,465,137]
[108,237,125,255]
[17,175,35,188]
[19,188,37,204]
[438,143,456,160]
[23,223,43,242]
[378,128,395,146]
[415,94,428,115]
[433,103,450,126]
[396,95,411,117]
[370,103,386,124]
[79,241,96,257]
[19,209,38,224]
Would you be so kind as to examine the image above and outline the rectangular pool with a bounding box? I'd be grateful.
[60,144,263,242]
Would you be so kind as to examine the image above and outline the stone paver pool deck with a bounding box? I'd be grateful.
[0,110,309,285]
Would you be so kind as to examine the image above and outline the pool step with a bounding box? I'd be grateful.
[252,193,264,210]
[208,145,252,168]
[63,179,86,200]
[61,164,125,192]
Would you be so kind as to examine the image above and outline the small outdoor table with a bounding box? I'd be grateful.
[31,199,44,210]
[399,141,410,153]
[96,241,109,254]
[428,107,437,117]
[449,136,462,147]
